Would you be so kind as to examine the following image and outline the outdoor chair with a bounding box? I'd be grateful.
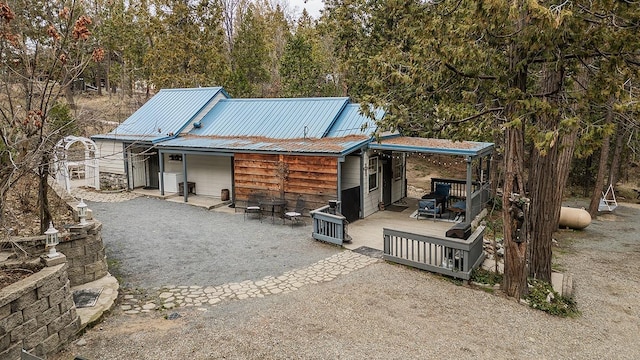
[417,198,442,220]
[244,192,264,221]
[448,200,466,222]
[422,183,451,208]
[284,197,305,227]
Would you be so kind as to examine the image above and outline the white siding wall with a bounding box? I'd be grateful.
[184,155,232,197]
[163,153,183,173]
[341,155,360,190]
[362,151,381,218]
[96,140,124,175]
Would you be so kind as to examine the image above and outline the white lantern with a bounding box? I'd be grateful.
[45,222,60,258]
[77,198,88,225]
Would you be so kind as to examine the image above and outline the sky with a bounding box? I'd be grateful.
[287,0,325,19]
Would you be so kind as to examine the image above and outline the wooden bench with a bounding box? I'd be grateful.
[178,181,196,196]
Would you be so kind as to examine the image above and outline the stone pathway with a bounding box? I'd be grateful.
[71,187,139,203]
[118,251,379,314]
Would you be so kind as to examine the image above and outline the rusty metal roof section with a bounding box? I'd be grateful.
[92,87,226,143]
[157,134,370,155]
[368,136,494,157]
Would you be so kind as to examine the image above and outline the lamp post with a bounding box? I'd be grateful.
[77,198,88,225]
[45,222,60,258]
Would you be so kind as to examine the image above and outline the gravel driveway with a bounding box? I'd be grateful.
[52,201,640,359]
[88,197,339,289]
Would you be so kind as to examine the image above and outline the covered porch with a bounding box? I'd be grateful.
[311,136,494,279]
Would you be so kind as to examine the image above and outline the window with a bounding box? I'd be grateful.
[392,153,403,180]
[368,157,378,192]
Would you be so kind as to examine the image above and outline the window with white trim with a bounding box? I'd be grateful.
[368,157,378,192]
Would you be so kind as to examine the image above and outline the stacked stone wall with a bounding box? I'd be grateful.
[99,172,127,190]
[0,264,80,359]
[57,221,108,287]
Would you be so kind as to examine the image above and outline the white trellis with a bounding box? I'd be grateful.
[52,136,100,193]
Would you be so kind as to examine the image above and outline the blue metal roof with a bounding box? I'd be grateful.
[191,98,350,139]
[92,87,225,143]
[369,136,494,157]
[326,104,384,137]
[157,135,370,155]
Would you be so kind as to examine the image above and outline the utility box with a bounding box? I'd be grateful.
[328,200,342,215]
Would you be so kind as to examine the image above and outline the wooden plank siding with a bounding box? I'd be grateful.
[234,153,338,212]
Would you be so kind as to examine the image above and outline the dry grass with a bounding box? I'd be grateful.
[72,92,149,137]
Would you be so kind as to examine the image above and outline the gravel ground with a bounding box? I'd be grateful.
[52,201,640,359]
[88,197,339,289]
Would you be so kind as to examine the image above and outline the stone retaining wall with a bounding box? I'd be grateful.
[0,264,80,359]
[100,172,127,190]
[57,221,108,287]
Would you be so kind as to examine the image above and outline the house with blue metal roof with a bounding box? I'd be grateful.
[92,87,229,190]
[92,87,493,224]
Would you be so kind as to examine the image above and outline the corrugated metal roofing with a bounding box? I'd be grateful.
[326,104,384,137]
[157,135,370,155]
[369,136,494,157]
[92,87,224,143]
[191,98,350,139]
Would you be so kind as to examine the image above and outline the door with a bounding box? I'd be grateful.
[130,153,146,189]
[147,153,160,188]
[382,158,393,206]
[341,186,360,223]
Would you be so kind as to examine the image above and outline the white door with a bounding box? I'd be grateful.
[130,154,146,189]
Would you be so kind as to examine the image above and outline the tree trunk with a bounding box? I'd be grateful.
[608,122,625,186]
[38,153,52,234]
[96,60,103,96]
[502,123,528,298]
[64,82,76,110]
[588,102,614,217]
[106,53,111,99]
[527,65,576,282]
[502,24,528,298]
[527,147,559,282]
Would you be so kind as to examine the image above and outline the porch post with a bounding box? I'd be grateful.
[159,150,165,196]
[123,142,131,190]
[360,151,365,219]
[183,152,188,202]
[465,156,473,223]
[337,157,344,202]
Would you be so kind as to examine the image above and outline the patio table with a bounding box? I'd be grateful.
[260,198,286,224]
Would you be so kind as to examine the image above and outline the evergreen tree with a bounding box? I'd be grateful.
[228,5,269,97]
[325,0,640,297]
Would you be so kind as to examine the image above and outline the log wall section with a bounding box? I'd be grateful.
[234,153,338,212]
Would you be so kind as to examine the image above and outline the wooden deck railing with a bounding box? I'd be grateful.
[468,182,490,220]
[310,205,348,246]
[383,226,486,280]
[430,178,480,200]
[431,178,490,221]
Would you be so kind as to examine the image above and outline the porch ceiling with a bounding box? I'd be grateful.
[368,136,494,158]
